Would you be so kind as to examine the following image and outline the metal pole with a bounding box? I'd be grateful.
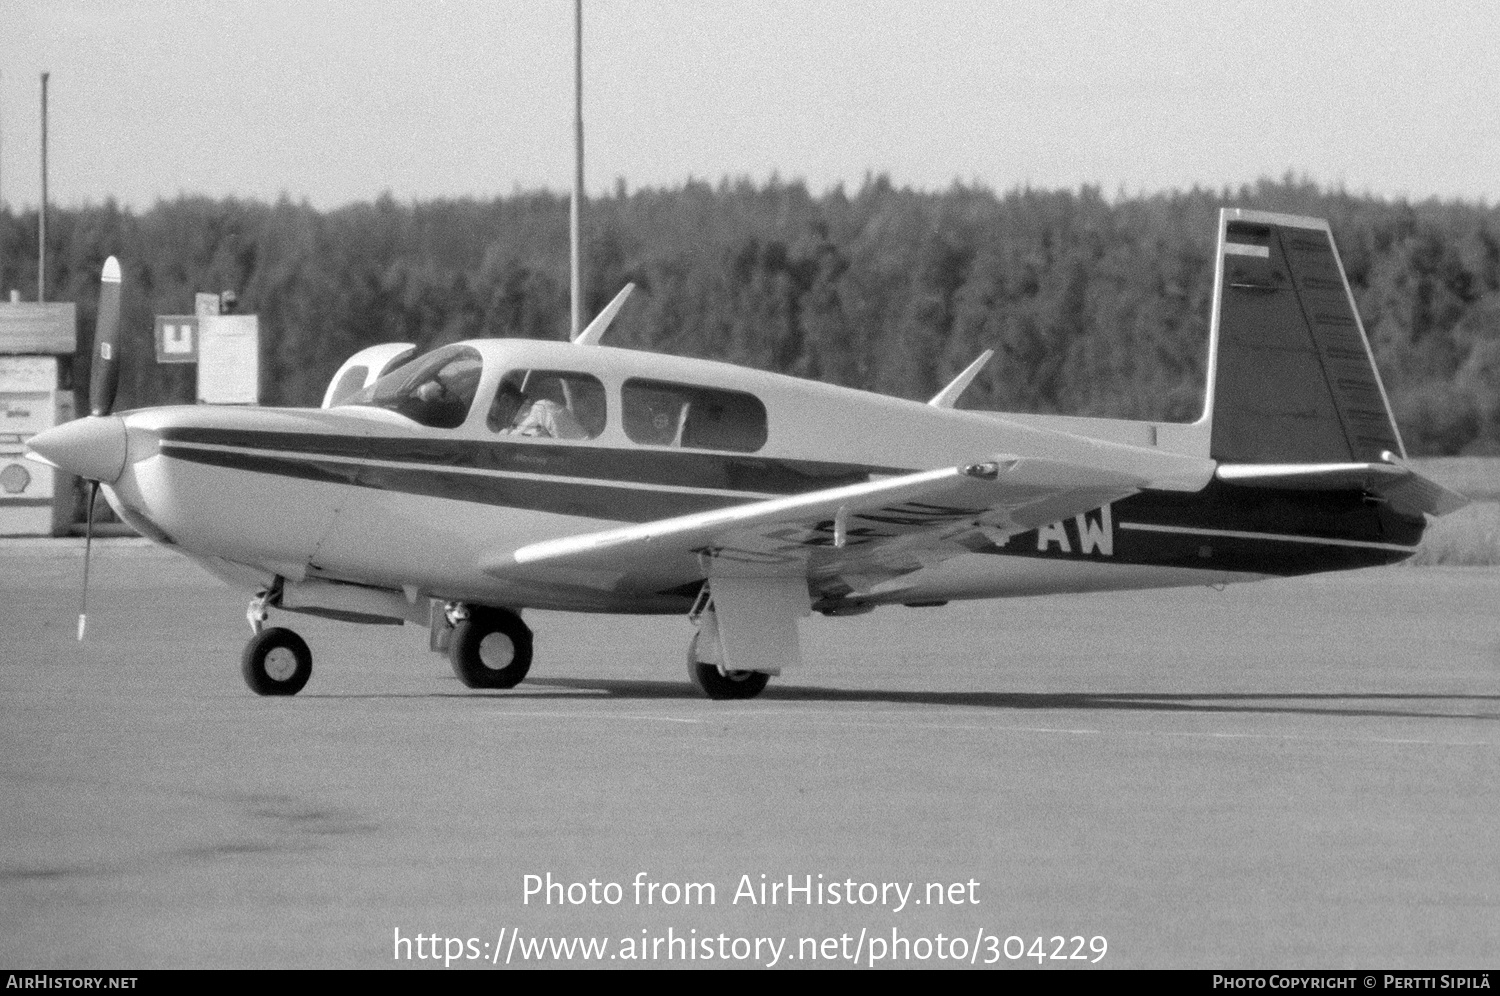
[39,71,48,303]
[570,0,583,337]
[1,69,5,291]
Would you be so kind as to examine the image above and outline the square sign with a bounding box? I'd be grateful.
[0,302,77,354]
[197,315,259,404]
[154,316,199,363]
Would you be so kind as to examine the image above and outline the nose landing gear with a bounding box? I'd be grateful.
[241,626,313,696]
[240,582,311,696]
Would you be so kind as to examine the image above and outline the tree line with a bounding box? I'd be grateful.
[1,175,1497,455]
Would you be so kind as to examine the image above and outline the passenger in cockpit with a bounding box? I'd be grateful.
[490,376,588,439]
[511,398,588,439]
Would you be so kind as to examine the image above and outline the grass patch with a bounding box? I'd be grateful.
[1394,458,1500,565]
[1410,501,1500,566]
[1410,457,1500,501]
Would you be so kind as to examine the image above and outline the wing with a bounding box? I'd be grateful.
[483,455,1150,605]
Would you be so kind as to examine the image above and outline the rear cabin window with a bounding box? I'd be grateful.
[622,378,768,452]
[341,345,483,430]
[488,369,606,440]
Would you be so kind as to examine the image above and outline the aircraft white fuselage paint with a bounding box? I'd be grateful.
[101,342,1218,613]
[26,209,1467,698]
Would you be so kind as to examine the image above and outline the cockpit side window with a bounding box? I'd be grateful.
[340,345,483,430]
[622,378,768,452]
[488,370,606,440]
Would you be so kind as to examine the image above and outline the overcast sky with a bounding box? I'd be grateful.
[2,0,1497,210]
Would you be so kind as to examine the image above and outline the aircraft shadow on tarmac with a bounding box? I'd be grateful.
[311,678,1500,721]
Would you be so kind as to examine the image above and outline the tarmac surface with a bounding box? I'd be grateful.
[2,539,1497,969]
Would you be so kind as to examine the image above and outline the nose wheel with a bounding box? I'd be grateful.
[242,627,313,696]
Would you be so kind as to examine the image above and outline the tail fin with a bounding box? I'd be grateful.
[1201,208,1404,464]
[1201,209,1468,517]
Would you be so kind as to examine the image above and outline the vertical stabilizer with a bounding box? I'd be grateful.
[1202,208,1404,464]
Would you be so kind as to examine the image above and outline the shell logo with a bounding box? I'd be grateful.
[0,463,31,495]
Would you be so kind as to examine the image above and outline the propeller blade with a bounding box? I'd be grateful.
[77,482,99,641]
[89,257,123,417]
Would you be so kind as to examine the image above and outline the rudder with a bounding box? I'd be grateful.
[1203,208,1405,464]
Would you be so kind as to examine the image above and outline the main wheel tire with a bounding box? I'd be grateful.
[449,608,533,689]
[686,633,770,700]
[242,627,312,696]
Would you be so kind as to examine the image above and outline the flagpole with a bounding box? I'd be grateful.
[570,0,583,338]
[39,71,48,302]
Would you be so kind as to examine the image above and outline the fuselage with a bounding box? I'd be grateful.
[86,338,1423,617]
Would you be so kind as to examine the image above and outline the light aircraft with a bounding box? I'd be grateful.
[25,208,1468,699]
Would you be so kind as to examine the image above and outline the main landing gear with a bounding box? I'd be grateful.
[686,632,770,700]
[685,584,774,700]
[447,605,534,690]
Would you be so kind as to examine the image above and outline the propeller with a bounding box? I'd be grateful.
[78,256,123,641]
[78,484,98,641]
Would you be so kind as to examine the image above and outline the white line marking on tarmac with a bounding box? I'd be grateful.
[479,704,1493,746]
[838,720,1495,748]
[495,709,704,724]
[686,708,1495,747]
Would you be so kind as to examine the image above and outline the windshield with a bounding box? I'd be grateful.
[340,345,483,429]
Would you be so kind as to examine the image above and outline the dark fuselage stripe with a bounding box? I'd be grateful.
[163,440,778,499]
[1117,521,1415,553]
[159,443,758,522]
[155,430,1426,576]
[985,481,1422,575]
[157,427,886,496]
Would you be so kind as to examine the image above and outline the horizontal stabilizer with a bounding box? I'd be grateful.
[1216,460,1469,517]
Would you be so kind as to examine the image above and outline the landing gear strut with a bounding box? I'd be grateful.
[448,605,533,689]
[246,582,280,635]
